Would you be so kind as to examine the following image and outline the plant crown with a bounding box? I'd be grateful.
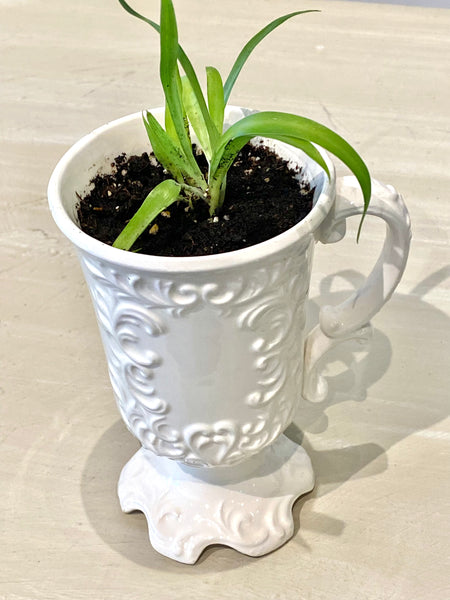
[113,0,371,250]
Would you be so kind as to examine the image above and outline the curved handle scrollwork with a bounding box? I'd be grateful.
[303,176,411,402]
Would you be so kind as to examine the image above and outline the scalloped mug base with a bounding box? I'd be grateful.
[118,434,314,564]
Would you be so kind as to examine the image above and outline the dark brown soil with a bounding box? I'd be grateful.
[77,142,314,256]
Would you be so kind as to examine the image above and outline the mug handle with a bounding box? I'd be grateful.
[303,176,411,402]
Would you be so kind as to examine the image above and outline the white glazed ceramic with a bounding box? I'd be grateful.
[48,107,411,563]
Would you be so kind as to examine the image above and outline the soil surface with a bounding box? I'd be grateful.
[77,142,314,257]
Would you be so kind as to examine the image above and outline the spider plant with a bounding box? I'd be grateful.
[113,0,371,251]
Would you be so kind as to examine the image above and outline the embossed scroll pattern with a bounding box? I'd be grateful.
[118,435,315,564]
[80,242,312,467]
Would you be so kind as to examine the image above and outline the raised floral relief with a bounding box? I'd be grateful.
[118,435,314,563]
[80,242,312,466]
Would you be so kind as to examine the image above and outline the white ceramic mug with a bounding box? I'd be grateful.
[48,107,411,561]
[48,107,411,469]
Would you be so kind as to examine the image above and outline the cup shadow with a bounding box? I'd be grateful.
[289,267,450,542]
[81,268,450,568]
[81,419,261,572]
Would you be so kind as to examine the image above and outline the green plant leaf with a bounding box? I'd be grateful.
[112,179,181,251]
[159,0,192,159]
[144,111,183,182]
[181,76,213,160]
[208,135,329,214]
[223,10,319,103]
[117,0,157,25]
[117,0,217,143]
[165,70,192,148]
[143,110,206,188]
[211,111,371,217]
[208,135,251,214]
[207,66,225,135]
[164,100,178,143]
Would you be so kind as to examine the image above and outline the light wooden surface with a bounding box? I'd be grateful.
[1,1,449,598]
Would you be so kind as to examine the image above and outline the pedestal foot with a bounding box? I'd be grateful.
[118,434,314,564]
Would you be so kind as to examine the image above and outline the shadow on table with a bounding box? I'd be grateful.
[289,266,450,544]
[81,267,449,571]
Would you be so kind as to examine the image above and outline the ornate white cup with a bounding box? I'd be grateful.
[48,107,411,563]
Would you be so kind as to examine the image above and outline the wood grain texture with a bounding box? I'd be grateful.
[1,1,449,598]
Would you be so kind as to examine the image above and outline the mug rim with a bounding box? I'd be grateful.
[47,107,336,273]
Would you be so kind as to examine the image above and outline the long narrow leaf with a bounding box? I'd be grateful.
[164,101,178,142]
[117,0,217,142]
[160,0,192,161]
[211,111,371,214]
[223,10,319,103]
[207,66,225,135]
[144,111,183,182]
[112,179,181,251]
[164,70,192,147]
[208,134,330,213]
[143,111,206,187]
[208,136,251,213]
[181,76,213,159]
